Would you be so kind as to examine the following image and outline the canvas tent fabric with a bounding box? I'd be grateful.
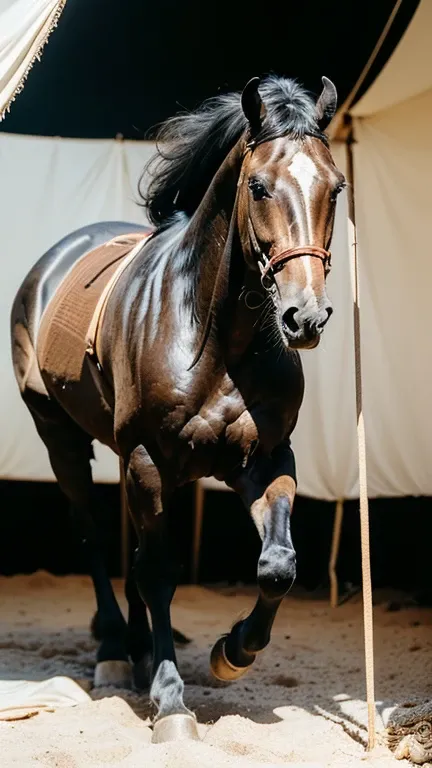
[0,134,359,497]
[3,125,426,501]
[0,0,431,500]
[0,0,66,120]
[352,89,432,497]
[351,0,432,117]
[0,134,154,484]
[345,0,432,496]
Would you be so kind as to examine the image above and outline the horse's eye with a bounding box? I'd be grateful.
[248,178,271,201]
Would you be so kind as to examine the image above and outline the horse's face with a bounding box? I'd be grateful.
[238,75,344,350]
[240,136,345,350]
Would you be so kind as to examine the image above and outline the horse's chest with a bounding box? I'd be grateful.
[164,386,259,480]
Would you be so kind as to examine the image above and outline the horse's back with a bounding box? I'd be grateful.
[11,221,150,349]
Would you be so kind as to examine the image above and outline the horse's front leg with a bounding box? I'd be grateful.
[125,445,199,743]
[210,440,296,680]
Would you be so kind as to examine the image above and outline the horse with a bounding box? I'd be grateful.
[11,74,345,742]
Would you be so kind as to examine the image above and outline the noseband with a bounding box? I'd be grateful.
[258,245,331,290]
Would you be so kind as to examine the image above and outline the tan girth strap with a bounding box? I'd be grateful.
[85,233,151,364]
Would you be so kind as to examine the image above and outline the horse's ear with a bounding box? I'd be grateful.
[241,77,265,137]
[315,76,337,131]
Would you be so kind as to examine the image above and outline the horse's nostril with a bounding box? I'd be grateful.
[317,306,333,330]
[283,307,299,333]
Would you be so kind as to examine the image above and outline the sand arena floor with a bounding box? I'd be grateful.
[0,572,431,767]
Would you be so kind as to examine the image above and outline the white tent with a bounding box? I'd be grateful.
[336,0,432,497]
[0,0,66,120]
[0,0,431,501]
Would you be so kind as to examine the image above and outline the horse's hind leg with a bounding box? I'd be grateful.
[23,390,132,689]
[125,445,199,743]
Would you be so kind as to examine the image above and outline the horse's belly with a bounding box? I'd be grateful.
[45,373,118,452]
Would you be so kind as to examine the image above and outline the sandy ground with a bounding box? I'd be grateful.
[0,572,431,767]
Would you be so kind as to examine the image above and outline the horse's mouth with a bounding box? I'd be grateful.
[281,324,321,350]
[288,336,320,351]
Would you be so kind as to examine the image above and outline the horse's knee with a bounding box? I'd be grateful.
[257,494,296,599]
[258,543,296,599]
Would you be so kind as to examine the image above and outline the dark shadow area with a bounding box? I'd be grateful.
[0,480,431,601]
[0,0,420,139]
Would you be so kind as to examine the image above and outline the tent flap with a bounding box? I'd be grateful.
[0,0,67,121]
[352,0,432,117]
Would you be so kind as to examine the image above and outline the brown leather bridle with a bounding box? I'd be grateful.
[241,145,332,292]
[258,245,331,289]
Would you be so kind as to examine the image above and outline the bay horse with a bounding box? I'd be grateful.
[11,75,345,742]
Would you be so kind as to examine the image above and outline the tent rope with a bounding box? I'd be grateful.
[346,124,376,751]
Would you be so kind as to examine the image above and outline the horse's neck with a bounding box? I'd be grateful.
[180,142,256,362]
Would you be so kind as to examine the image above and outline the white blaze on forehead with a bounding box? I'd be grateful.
[287,151,318,240]
[288,151,319,302]
[288,151,317,191]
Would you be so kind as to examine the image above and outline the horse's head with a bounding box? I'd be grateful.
[237,77,345,350]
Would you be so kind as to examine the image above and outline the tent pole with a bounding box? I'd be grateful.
[329,499,344,608]
[345,118,376,751]
[191,482,205,584]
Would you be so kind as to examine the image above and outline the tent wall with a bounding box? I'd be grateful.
[0,134,154,484]
[351,0,432,117]
[0,128,429,499]
[0,1,67,120]
[353,87,432,496]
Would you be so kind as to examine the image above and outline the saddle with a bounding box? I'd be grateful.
[37,232,151,385]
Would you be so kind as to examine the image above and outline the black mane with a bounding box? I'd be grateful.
[141,76,325,228]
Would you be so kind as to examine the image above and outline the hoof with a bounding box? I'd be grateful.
[132,654,152,691]
[152,714,200,744]
[210,636,252,682]
[94,660,133,689]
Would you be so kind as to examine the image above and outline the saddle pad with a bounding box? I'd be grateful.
[37,233,147,384]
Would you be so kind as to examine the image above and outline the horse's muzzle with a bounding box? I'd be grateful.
[282,303,333,348]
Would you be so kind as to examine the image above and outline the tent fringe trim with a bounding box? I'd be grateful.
[0,0,68,122]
